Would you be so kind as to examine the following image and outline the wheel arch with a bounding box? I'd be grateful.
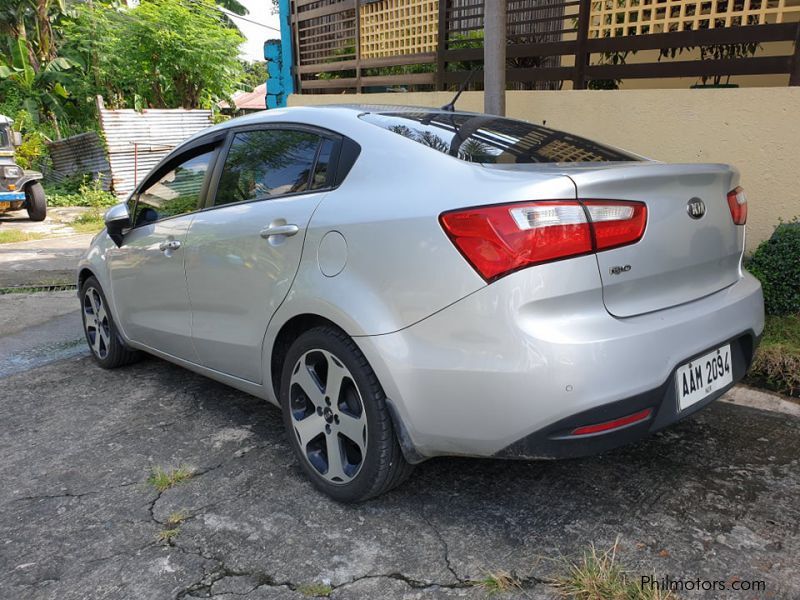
[78,267,96,290]
[268,313,343,401]
[266,311,426,464]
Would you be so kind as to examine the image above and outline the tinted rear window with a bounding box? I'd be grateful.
[359,112,639,164]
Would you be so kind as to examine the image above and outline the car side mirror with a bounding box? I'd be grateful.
[105,203,131,247]
[12,131,22,146]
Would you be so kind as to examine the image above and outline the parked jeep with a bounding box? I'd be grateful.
[0,115,46,221]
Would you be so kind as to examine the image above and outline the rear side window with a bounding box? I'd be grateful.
[359,112,639,164]
[311,138,335,190]
[215,129,322,206]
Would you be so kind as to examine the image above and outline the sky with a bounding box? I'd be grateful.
[227,0,282,62]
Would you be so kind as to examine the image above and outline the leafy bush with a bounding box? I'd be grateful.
[45,176,117,209]
[13,131,48,170]
[747,220,800,315]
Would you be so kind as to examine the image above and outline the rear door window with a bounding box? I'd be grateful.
[214,129,323,207]
[359,112,639,163]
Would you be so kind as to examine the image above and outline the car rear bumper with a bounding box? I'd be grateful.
[355,257,765,461]
[493,331,758,459]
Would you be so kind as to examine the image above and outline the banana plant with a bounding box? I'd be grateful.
[0,33,71,138]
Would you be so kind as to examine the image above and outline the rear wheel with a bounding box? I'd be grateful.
[280,326,413,502]
[80,276,140,369]
[25,181,46,222]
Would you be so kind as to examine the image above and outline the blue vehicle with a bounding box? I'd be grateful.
[0,115,46,221]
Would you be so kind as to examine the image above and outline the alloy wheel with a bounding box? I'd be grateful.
[289,349,368,484]
[83,287,111,360]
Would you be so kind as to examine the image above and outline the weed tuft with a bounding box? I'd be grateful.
[555,541,674,599]
[297,583,333,597]
[147,466,194,492]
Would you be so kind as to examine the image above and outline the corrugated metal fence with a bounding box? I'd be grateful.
[98,101,213,199]
[46,132,111,189]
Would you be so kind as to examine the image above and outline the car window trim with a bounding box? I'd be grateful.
[128,141,224,229]
[201,123,344,212]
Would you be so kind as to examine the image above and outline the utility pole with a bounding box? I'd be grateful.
[484,0,507,116]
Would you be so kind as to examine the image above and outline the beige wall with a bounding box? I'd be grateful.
[289,88,800,251]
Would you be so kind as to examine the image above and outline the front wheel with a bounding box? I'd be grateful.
[25,181,46,222]
[280,326,414,502]
[80,276,140,369]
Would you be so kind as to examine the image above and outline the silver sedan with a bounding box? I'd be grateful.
[78,106,764,502]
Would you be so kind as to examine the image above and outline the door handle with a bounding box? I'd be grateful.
[260,224,300,239]
[158,240,181,252]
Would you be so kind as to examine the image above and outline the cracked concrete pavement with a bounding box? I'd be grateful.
[1,294,799,599]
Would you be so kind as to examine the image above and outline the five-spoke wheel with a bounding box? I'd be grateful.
[280,326,414,502]
[289,349,368,484]
[83,286,111,360]
[79,276,140,369]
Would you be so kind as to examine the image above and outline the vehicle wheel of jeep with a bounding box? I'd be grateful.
[280,326,414,502]
[25,181,46,222]
[80,276,140,369]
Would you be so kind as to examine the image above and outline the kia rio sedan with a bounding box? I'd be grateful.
[78,105,764,502]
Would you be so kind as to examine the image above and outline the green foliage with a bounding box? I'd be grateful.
[240,60,267,90]
[46,176,116,209]
[0,32,73,136]
[747,220,800,315]
[2,0,246,145]
[61,0,245,110]
[13,131,47,170]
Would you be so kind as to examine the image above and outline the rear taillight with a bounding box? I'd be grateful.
[727,186,747,225]
[440,200,646,281]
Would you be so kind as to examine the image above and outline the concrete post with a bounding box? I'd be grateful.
[484,0,507,116]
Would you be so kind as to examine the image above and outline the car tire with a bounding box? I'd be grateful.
[80,276,141,369]
[25,181,46,222]
[280,326,414,502]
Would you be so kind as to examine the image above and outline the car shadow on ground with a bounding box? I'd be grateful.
[1,354,797,599]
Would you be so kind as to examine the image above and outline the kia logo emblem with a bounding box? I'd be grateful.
[687,198,706,219]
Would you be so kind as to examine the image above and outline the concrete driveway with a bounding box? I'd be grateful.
[0,207,94,287]
[1,294,799,600]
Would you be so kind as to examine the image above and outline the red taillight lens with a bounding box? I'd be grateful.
[440,201,592,280]
[440,200,647,281]
[727,186,747,225]
[571,408,652,436]
[584,201,648,251]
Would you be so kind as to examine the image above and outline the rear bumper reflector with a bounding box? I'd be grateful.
[570,408,653,436]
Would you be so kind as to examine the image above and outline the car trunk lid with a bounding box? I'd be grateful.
[564,162,744,317]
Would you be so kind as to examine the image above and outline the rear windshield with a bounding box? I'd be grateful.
[359,111,639,164]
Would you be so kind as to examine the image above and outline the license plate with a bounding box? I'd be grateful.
[676,344,732,411]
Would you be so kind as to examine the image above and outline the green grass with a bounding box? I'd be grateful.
[297,583,333,597]
[761,313,800,347]
[147,466,195,492]
[69,212,105,234]
[0,230,46,244]
[155,528,180,544]
[555,542,674,600]
[165,510,189,528]
[472,570,523,595]
[746,313,800,397]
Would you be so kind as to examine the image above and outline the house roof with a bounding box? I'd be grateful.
[219,84,267,111]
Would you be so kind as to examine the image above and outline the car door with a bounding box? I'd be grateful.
[109,146,218,361]
[184,126,338,383]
